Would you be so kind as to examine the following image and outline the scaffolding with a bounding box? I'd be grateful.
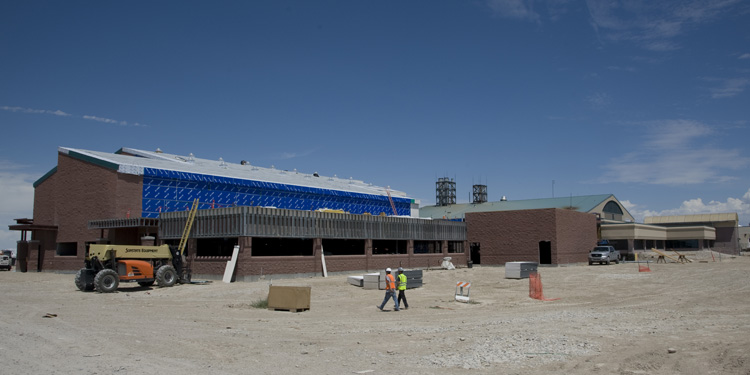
[436,177,456,206]
[472,184,487,204]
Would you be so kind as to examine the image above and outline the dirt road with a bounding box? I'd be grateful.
[1,252,749,374]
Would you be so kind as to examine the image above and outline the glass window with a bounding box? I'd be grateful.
[447,241,464,253]
[372,240,407,255]
[414,240,442,254]
[56,242,77,256]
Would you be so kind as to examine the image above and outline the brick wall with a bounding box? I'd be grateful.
[554,209,598,264]
[32,153,143,271]
[190,237,466,278]
[467,208,596,265]
[30,153,469,277]
[714,226,740,255]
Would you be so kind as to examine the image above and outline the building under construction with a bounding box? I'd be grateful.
[10,147,466,278]
[8,147,740,278]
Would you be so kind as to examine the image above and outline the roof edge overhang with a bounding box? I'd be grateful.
[59,147,119,171]
[601,222,716,241]
[644,213,739,225]
[8,224,58,231]
[88,217,160,230]
[33,166,57,188]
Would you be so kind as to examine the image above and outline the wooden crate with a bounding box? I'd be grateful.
[267,286,311,312]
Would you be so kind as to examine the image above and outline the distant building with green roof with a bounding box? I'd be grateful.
[419,194,634,222]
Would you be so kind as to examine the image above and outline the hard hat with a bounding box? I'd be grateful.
[385,268,391,272]
[398,267,404,272]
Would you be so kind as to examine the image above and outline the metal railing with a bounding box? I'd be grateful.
[88,217,159,229]
[159,206,466,241]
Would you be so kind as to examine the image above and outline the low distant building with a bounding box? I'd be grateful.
[421,194,625,265]
[643,213,738,254]
[465,208,597,265]
[422,195,737,263]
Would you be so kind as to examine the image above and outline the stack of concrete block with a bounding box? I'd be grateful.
[347,275,364,287]
[363,273,380,289]
[378,269,423,289]
[404,269,423,289]
[505,261,538,279]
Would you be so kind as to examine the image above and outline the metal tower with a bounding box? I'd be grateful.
[472,184,487,204]
[436,177,456,206]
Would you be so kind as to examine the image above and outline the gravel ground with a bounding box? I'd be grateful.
[1,251,749,374]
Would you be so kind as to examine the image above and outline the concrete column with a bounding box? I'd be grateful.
[16,240,29,272]
[140,236,155,246]
[365,239,372,272]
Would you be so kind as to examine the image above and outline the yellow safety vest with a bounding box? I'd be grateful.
[397,273,407,290]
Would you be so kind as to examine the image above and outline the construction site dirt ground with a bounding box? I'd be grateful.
[2,251,749,375]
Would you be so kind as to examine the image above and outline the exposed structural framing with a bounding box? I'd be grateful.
[159,206,466,241]
[88,217,159,229]
[472,184,487,204]
[436,177,456,206]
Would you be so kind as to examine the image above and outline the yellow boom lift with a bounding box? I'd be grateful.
[75,199,199,293]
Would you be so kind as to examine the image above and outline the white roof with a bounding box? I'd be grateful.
[59,146,411,199]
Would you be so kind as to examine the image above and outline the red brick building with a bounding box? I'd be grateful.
[10,147,467,279]
[466,208,598,265]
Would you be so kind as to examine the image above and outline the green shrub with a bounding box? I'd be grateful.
[251,298,268,309]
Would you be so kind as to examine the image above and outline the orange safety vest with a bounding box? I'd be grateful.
[385,273,396,290]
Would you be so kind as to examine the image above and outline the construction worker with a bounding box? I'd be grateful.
[396,267,409,309]
[376,268,399,311]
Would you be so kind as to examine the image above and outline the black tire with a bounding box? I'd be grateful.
[75,268,96,291]
[138,280,155,287]
[94,269,119,293]
[588,261,593,265]
[156,265,177,287]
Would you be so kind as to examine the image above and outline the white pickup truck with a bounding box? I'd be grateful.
[588,246,620,265]
[0,254,11,271]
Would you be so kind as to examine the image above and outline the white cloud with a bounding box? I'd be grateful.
[2,105,149,127]
[607,65,637,72]
[586,0,742,51]
[620,200,660,222]
[586,92,611,108]
[622,188,750,225]
[486,0,540,22]
[704,77,750,99]
[82,115,126,125]
[0,162,36,250]
[643,40,680,52]
[739,53,750,60]
[602,120,750,185]
[1,106,71,117]
[276,148,318,161]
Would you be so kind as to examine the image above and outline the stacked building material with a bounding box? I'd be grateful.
[378,269,423,289]
[403,269,423,289]
[363,273,380,290]
[348,270,424,289]
[347,275,364,287]
[505,261,538,279]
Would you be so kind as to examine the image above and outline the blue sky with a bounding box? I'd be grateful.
[1,0,749,250]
